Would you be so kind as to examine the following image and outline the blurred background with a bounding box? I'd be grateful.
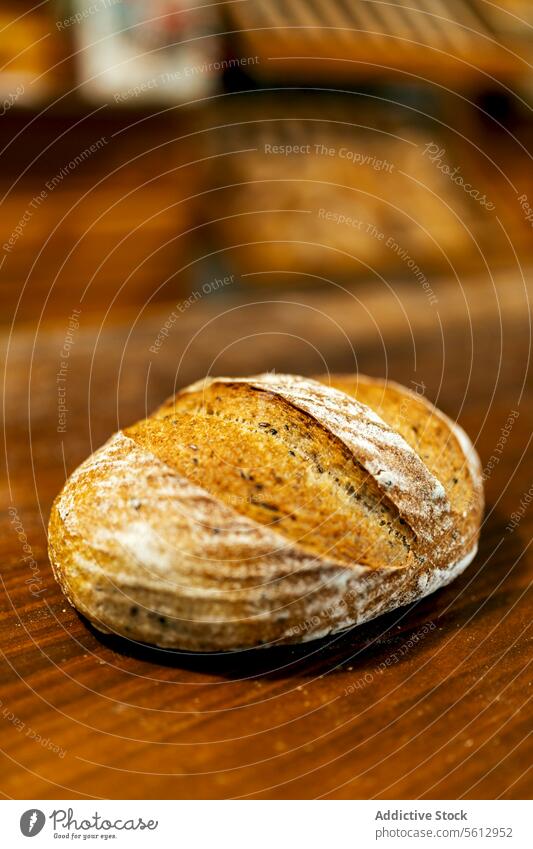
[2,0,532,459]
[1,0,532,325]
[1,0,532,445]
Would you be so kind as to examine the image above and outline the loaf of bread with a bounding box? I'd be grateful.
[48,373,483,651]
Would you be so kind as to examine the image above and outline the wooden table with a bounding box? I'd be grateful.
[1,270,531,799]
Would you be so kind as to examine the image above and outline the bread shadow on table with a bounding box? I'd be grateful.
[84,505,524,680]
[85,608,433,680]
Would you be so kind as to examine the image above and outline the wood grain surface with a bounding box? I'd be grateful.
[1,270,531,800]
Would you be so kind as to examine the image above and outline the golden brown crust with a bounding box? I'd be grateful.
[48,373,483,651]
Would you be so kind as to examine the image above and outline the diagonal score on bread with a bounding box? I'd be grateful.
[172,373,454,550]
[48,374,483,651]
